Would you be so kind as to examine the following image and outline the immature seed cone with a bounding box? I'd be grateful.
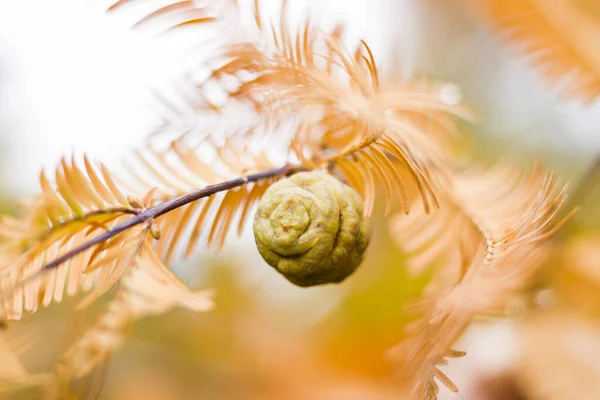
[253,172,372,287]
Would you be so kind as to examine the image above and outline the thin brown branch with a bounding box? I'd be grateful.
[0,164,295,302]
[37,207,139,242]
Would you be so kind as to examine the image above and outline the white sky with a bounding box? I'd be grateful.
[0,0,188,193]
[0,0,409,194]
[1,0,598,196]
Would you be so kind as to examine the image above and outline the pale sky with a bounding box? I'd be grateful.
[0,0,408,193]
[1,0,598,195]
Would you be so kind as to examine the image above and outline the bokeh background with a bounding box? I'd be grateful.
[0,1,599,399]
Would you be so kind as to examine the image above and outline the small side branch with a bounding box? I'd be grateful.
[1,164,295,301]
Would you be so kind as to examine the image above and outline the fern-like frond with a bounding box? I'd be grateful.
[0,136,295,321]
[473,0,600,102]
[108,0,475,216]
[58,241,213,379]
[122,139,283,261]
[388,164,531,279]
[388,163,571,398]
[0,129,297,319]
[0,156,153,320]
[201,18,473,215]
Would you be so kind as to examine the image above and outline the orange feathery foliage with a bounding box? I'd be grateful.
[0,139,283,322]
[108,0,475,216]
[0,2,577,399]
[388,163,571,398]
[472,0,600,103]
[58,241,213,379]
[0,156,148,320]
[124,139,279,258]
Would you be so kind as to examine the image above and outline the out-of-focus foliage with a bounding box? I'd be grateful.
[472,0,600,104]
[472,159,600,400]
[0,1,598,400]
[1,214,423,400]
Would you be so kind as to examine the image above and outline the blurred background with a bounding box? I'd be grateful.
[0,0,599,399]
